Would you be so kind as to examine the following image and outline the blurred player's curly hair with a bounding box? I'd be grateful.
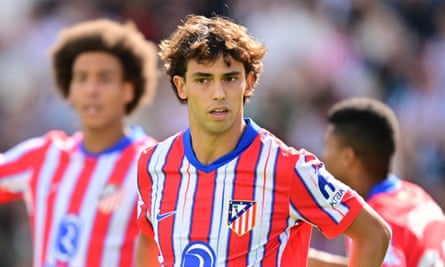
[159,14,266,104]
[50,19,158,114]
[327,97,400,180]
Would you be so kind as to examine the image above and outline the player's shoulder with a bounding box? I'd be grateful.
[135,134,158,148]
[258,129,320,170]
[140,131,183,155]
[369,181,445,225]
[7,130,76,155]
[45,130,80,148]
[45,129,70,141]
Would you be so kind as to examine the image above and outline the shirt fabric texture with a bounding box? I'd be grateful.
[137,118,364,267]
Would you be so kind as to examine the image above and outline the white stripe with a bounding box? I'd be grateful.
[248,139,278,265]
[36,144,69,267]
[209,160,236,263]
[0,170,31,193]
[248,206,254,231]
[2,137,46,162]
[75,153,120,266]
[241,211,247,234]
[173,159,197,266]
[102,159,139,267]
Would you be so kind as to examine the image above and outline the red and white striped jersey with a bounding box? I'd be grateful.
[0,126,156,267]
[137,119,364,266]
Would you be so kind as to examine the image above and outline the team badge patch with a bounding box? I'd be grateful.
[228,200,257,236]
[98,184,123,213]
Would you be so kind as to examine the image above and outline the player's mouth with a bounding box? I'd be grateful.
[82,104,102,115]
[209,107,229,119]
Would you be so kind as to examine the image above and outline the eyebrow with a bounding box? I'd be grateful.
[190,71,242,77]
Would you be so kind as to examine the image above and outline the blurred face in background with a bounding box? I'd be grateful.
[322,124,353,186]
[68,51,133,131]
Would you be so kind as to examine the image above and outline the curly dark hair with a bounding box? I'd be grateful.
[50,18,158,114]
[159,15,266,104]
[327,97,400,179]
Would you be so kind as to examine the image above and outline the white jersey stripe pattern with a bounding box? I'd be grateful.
[0,127,156,267]
[137,119,364,266]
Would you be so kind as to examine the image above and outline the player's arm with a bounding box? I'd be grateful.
[344,202,391,267]
[135,232,160,267]
[308,248,348,267]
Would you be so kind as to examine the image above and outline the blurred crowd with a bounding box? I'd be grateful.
[0,0,444,266]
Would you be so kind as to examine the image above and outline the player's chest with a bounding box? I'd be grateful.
[151,167,291,237]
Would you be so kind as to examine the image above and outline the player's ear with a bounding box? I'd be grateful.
[342,147,356,166]
[244,71,255,97]
[173,75,187,100]
[123,81,135,104]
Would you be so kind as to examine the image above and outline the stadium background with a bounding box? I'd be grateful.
[0,0,444,266]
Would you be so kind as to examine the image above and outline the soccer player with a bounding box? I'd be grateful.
[309,97,445,266]
[0,19,158,267]
[135,14,391,266]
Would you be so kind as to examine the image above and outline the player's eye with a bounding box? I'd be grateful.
[72,73,87,83]
[98,73,113,83]
[224,76,238,82]
[195,77,209,84]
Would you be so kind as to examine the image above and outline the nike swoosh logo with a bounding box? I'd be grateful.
[156,211,176,221]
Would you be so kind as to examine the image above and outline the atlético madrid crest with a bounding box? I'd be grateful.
[228,200,257,236]
[97,184,123,213]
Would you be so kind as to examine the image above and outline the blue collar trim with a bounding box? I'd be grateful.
[183,118,259,172]
[367,174,402,199]
[80,125,145,157]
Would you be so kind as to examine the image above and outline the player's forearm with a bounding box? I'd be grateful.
[346,205,391,267]
[348,237,388,267]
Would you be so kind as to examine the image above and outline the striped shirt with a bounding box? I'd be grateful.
[0,126,156,267]
[137,119,363,266]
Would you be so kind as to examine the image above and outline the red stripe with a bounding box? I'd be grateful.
[189,169,216,242]
[39,146,70,265]
[86,142,139,267]
[68,159,96,213]
[227,136,261,267]
[156,136,184,266]
[137,147,154,236]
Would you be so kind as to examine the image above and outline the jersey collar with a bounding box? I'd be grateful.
[367,174,402,200]
[183,118,259,172]
[80,125,145,157]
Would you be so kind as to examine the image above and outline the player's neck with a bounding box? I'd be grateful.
[82,124,126,154]
[353,171,376,199]
[189,120,246,166]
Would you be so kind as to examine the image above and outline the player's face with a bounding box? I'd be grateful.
[173,55,254,136]
[322,124,350,184]
[68,52,133,131]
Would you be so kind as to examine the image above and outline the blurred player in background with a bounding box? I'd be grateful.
[0,19,158,267]
[135,14,391,267]
[309,97,445,266]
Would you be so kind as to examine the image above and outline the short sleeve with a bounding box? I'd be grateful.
[289,149,364,238]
